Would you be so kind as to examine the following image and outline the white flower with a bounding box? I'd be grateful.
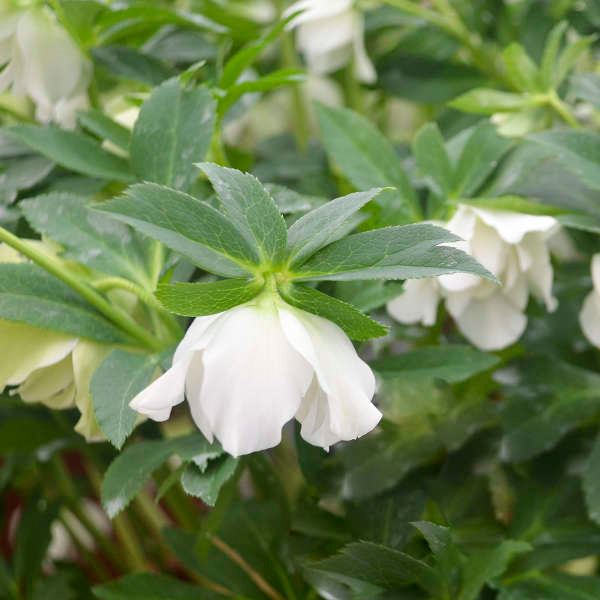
[580,254,600,348]
[130,293,381,457]
[284,0,376,84]
[386,205,560,351]
[0,6,91,128]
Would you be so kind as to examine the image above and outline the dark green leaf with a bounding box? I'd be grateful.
[131,80,216,191]
[413,123,453,196]
[77,109,131,151]
[181,455,239,506]
[91,46,173,86]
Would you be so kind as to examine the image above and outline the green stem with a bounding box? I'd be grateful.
[209,128,230,167]
[547,90,581,128]
[344,60,363,114]
[0,227,162,351]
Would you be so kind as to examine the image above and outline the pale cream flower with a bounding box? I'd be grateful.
[580,254,600,349]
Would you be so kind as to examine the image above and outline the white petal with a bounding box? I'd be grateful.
[184,352,213,443]
[520,234,557,311]
[284,0,353,26]
[279,307,380,446]
[386,278,440,326]
[469,219,508,276]
[453,292,527,351]
[197,305,313,457]
[446,204,477,240]
[17,354,75,408]
[295,378,341,449]
[352,14,376,84]
[297,11,355,57]
[471,207,558,244]
[580,291,600,349]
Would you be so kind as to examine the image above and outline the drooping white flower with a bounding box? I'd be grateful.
[386,205,560,351]
[0,5,91,128]
[580,254,600,348]
[130,292,381,457]
[284,0,376,84]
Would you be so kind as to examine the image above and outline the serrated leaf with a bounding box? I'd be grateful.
[311,541,438,595]
[315,102,419,222]
[295,224,496,282]
[91,349,159,449]
[21,193,152,285]
[101,433,223,518]
[77,109,131,151]
[448,89,534,114]
[93,573,215,600]
[278,283,387,341]
[287,188,385,266]
[97,183,260,277]
[372,346,499,382]
[413,123,453,196]
[3,125,133,182]
[181,455,239,506]
[156,278,263,316]
[0,263,126,343]
[197,163,287,266]
[131,80,216,191]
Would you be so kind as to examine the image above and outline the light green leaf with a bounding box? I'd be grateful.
[557,213,600,234]
[287,188,385,266]
[372,346,499,382]
[77,109,131,151]
[156,278,263,316]
[295,224,496,282]
[91,349,159,449]
[448,89,535,114]
[413,123,453,196]
[196,163,287,266]
[315,102,418,222]
[0,155,54,203]
[502,43,540,92]
[540,21,568,90]
[571,72,600,110]
[101,433,223,518]
[97,183,260,277]
[131,80,216,191]
[554,35,596,88]
[21,193,152,285]
[3,125,133,182]
[0,263,126,343]
[278,283,387,341]
[181,455,239,506]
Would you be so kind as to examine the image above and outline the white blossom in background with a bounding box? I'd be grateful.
[0,4,91,128]
[130,291,381,457]
[387,205,560,351]
[579,254,600,348]
[284,0,376,84]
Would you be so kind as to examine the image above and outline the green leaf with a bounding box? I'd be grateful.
[3,125,133,182]
[540,21,568,90]
[278,283,387,341]
[101,433,223,518]
[500,358,600,462]
[295,224,496,282]
[131,80,216,191]
[448,89,535,114]
[453,122,514,198]
[527,130,600,192]
[311,541,438,595]
[21,193,152,285]
[0,155,54,203]
[554,35,596,88]
[77,109,131,151]
[181,455,239,506]
[583,432,600,524]
[93,573,216,600]
[372,346,499,382]
[502,44,540,92]
[97,183,260,277]
[91,46,173,86]
[156,278,263,316]
[91,349,159,449]
[498,573,600,600]
[315,102,418,222]
[557,213,600,234]
[197,163,287,266]
[459,541,531,600]
[219,13,296,89]
[0,263,126,343]
[571,73,600,110]
[413,123,453,197]
[287,188,385,266]
[334,280,406,313]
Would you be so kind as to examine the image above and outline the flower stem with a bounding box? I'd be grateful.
[0,227,162,351]
[547,90,581,128]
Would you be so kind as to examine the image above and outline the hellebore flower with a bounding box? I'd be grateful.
[387,205,560,351]
[130,292,381,457]
[284,0,376,84]
[0,5,91,128]
[580,254,600,348]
